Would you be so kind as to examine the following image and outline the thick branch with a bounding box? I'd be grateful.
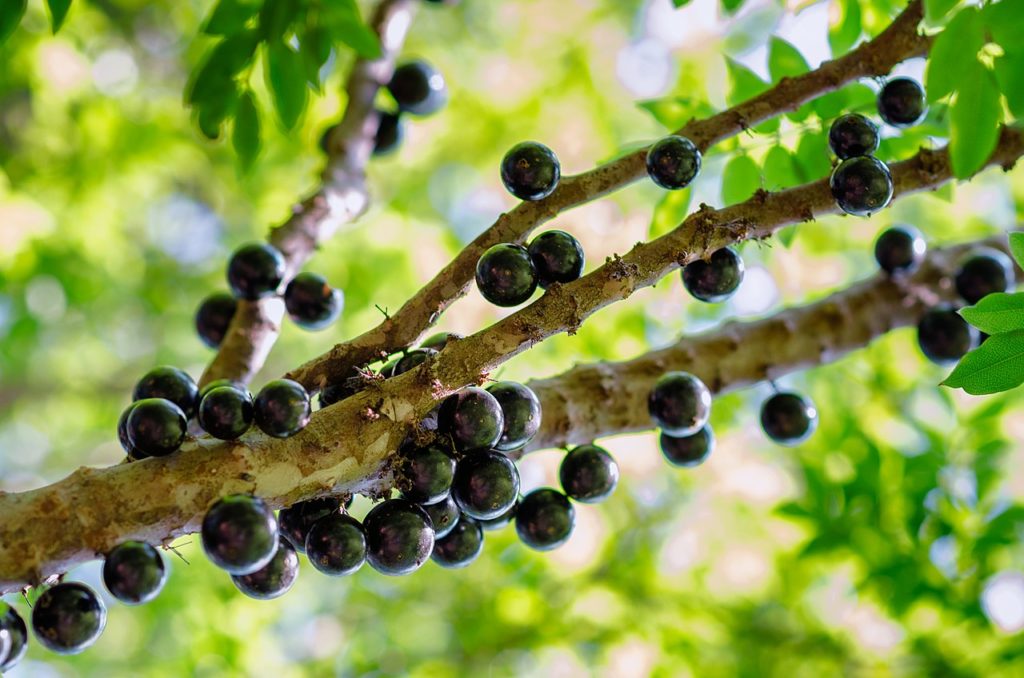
[199,0,416,387]
[287,0,930,390]
[1,127,1019,594]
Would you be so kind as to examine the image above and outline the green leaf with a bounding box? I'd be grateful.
[322,0,381,59]
[195,85,240,140]
[768,37,810,83]
[925,0,961,24]
[265,42,308,130]
[721,154,761,205]
[1009,232,1024,270]
[721,0,744,15]
[949,61,1002,179]
[960,293,1024,335]
[0,0,27,46]
[672,0,693,7]
[186,30,260,105]
[636,97,714,130]
[763,145,800,190]
[942,330,1024,395]
[794,130,830,183]
[650,188,692,238]
[777,225,798,248]
[46,0,71,33]
[725,59,779,133]
[300,26,332,92]
[982,0,1024,50]
[828,0,861,57]
[232,90,261,169]
[203,0,260,36]
[259,0,299,41]
[925,7,983,103]
[994,52,1024,119]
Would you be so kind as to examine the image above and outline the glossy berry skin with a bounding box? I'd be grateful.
[399,443,456,505]
[648,371,712,437]
[646,135,701,190]
[319,380,360,409]
[954,248,1015,305]
[133,366,199,419]
[486,381,542,452]
[102,541,167,605]
[199,378,247,400]
[917,305,979,366]
[388,61,447,116]
[452,450,521,520]
[476,243,539,307]
[501,141,560,201]
[515,488,575,551]
[437,387,505,452]
[254,379,311,438]
[231,538,299,600]
[682,246,745,303]
[284,272,343,331]
[830,156,893,217]
[31,583,106,655]
[559,444,619,503]
[278,497,341,554]
[392,348,438,377]
[363,499,435,576]
[374,110,404,156]
[201,494,279,575]
[874,225,926,275]
[877,77,927,128]
[195,292,237,349]
[528,230,585,289]
[227,242,286,301]
[760,392,818,446]
[118,403,145,460]
[431,515,484,569]
[306,513,367,576]
[198,386,254,440]
[421,331,461,351]
[424,496,461,539]
[479,501,517,531]
[828,113,879,160]
[126,398,187,457]
[0,606,28,672]
[660,426,714,468]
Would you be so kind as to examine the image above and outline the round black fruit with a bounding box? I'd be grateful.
[874,225,926,275]
[760,392,818,446]
[479,500,517,531]
[646,135,701,190]
[515,488,575,551]
[392,348,438,377]
[227,242,286,300]
[374,110,404,156]
[500,141,560,201]
[118,403,144,460]
[278,497,341,553]
[424,496,461,539]
[437,387,505,452]
[559,444,619,503]
[102,541,167,605]
[452,450,520,520]
[420,331,461,351]
[195,292,238,349]
[306,513,367,576]
[877,77,927,128]
[232,538,299,600]
[199,378,247,400]
[486,381,542,451]
[828,113,879,160]
[648,371,712,437]
[682,246,745,303]
[363,499,435,576]
[31,583,106,655]
[432,515,484,569]
[284,272,343,331]
[319,379,360,409]
[198,386,254,440]
[528,230,585,288]
[254,379,311,438]
[475,243,539,307]
[133,366,199,419]
[201,494,279,575]
[126,398,187,457]
[0,605,28,672]
[388,61,447,116]
[917,305,979,365]
[830,156,894,216]
[660,426,714,468]
[399,443,456,505]
[954,248,1015,305]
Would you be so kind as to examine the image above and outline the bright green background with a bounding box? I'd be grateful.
[2,0,1024,675]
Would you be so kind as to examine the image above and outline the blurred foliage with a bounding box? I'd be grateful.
[1,0,1024,676]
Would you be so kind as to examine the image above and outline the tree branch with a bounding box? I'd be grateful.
[287,0,930,391]
[199,0,417,387]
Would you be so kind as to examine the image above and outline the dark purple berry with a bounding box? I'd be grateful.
[0,606,27,672]
[828,113,879,159]
[31,583,106,655]
[478,500,517,531]
[102,541,167,605]
[660,426,714,468]
[682,246,745,303]
[254,379,311,438]
[388,61,447,116]
[515,488,575,551]
[201,494,279,575]
[363,499,435,576]
[486,381,542,452]
[374,110,404,156]
[501,141,560,201]
[830,156,894,216]
[392,348,437,377]
[279,497,341,553]
[126,398,187,457]
[437,387,505,452]
[954,248,1015,305]
[424,496,461,539]
[646,135,701,190]
[133,366,199,419]
[761,392,818,445]
[648,372,711,437]
[306,513,367,576]
[231,538,299,600]
[917,305,979,365]
[198,386,254,440]
[195,292,237,349]
[319,380,360,409]
[559,444,619,503]
[227,242,286,300]
[199,378,247,400]
[284,272,343,331]
[118,403,145,460]
[877,77,927,128]
[452,450,520,520]
[399,443,456,505]
[431,515,484,569]
[527,230,585,288]
[475,243,539,307]
[420,332,461,351]
[874,225,926,275]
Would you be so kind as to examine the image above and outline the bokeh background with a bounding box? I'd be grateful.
[3,0,1024,675]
